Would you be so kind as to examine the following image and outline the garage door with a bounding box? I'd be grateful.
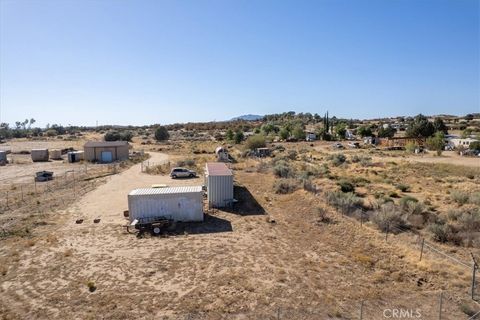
[101,151,113,163]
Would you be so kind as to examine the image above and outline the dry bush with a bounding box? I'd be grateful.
[145,163,170,175]
[468,192,480,205]
[328,153,346,166]
[325,191,363,214]
[370,203,407,233]
[451,190,469,205]
[273,179,298,194]
[273,160,295,178]
[302,179,317,194]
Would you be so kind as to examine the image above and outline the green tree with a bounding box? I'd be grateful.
[357,126,372,137]
[334,123,347,139]
[234,130,244,144]
[433,118,448,134]
[279,127,290,140]
[104,130,121,141]
[469,140,480,151]
[377,126,396,138]
[406,114,435,138]
[292,126,306,140]
[226,129,234,141]
[426,131,445,156]
[154,126,170,141]
[245,135,266,150]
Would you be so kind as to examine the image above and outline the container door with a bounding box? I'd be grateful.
[101,151,113,163]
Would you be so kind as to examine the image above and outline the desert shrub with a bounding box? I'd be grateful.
[326,191,363,214]
[404,201,425,216]
[316,207,331,223]
[245,135,266,150]
[176,159,195,167]
[338,180,355,193]
[447,209,463,221]
[155,126,170,141]
[302,179,317,194]
[395,184,410,192]
[329,153,346,166]
[451,190,469,205]
[399,196,418,209]
[256,161,269,173]
[273,179,298,194]
[287,150,298,160]
[405,142,417,153]
[273,160,295,178]
[371,203,407,233]
[428,221,462,245]
[87,281,97,292]
[457,209,480,231]
[469,192,480,206]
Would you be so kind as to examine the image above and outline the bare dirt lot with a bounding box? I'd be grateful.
[1,149,478,319]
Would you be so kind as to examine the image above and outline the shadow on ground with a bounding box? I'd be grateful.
[225,185,266,216]
[173,214,232,235]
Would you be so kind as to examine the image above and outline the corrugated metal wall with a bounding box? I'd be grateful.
[84,146,129,162]
[128,192,204,222]
[207,175,234,208]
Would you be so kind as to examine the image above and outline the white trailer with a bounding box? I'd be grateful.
[127,186,204,223]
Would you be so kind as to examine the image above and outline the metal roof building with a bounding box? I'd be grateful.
[205,162,234,208]
[128,186,204,222]
[83,141,129,163]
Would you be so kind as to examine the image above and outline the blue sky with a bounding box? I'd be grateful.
[0,0,478,127]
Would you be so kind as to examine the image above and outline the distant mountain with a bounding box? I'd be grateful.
[230,114,263,121]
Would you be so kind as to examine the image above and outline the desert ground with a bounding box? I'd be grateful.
[0,138,479,319]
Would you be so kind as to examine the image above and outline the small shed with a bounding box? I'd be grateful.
[31,149,49,162]
[205,162,234,208]
[128,186,204,222]
[215,146,229,162]
[68,151,84,163]
[50,149,62,160]
[0,151,6,165]
[84,141,129,163]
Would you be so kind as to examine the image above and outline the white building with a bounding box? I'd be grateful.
[449,138,478,149]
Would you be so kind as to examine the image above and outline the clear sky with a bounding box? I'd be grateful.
[0,0,479,127]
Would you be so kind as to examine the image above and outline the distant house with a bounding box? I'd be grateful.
[84,141,129,163]
[449,138,478,149]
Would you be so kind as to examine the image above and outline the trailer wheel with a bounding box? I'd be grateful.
[152,227,161,235]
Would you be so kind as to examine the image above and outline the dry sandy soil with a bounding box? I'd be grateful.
[1,150,478,319]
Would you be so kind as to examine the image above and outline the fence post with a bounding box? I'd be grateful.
[34,178,37,194]
[420,238,425,261]
[21,185,24,202]
[472,262,477,300]
[385,223,389,242]
[359,301,364,320]
[438,291,443,320]
[5,192,8,208]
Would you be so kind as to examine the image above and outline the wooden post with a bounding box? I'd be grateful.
[472,253,478,300]
[472,262,477,300]
[34,178,37,194]
[420,238,425,261]
[438,291,443,320]
[5,192,8,208]
[360,301,364,320]
[21,185,24,202]
[385,224,389,242]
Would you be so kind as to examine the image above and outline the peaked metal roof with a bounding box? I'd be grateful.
[129,186,203,196]
[84,141,129,148]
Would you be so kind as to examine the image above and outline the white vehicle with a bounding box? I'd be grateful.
[170,167,196,179]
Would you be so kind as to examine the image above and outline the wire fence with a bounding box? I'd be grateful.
[332,205,480,309]
[0,163,119,215]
